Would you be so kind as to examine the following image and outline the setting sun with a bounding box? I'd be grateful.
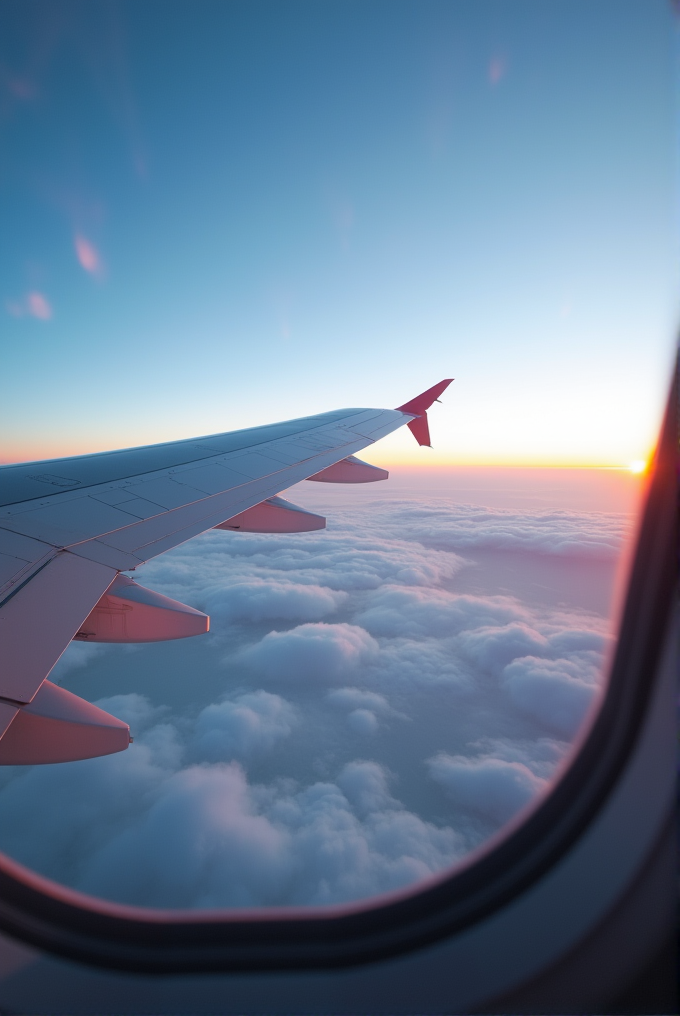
[629,460,647,474]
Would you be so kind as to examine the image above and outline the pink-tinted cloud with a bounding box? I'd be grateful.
[74,234,103,276]
[26,291,52,319]
[5,292,53,320]
[488,57,507,86]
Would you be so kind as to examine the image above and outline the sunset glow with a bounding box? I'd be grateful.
[0,2,674,470]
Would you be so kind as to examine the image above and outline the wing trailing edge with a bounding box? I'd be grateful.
[0,552,117,705]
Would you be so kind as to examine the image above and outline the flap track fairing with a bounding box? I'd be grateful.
[74,575,209,643]
[307,455,388,483]
[215,496,326,533]
[0,681,130,765]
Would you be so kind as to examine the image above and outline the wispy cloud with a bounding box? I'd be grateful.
[74,233,104,277]
[5,291,53,320]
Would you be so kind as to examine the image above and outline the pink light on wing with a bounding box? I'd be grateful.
[74,234,103,276]
[26,292,52,320]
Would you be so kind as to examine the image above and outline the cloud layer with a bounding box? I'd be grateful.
[0,496,623,908]
[340,500,630,561]
[241,623,379,683]
[193,691,297,762]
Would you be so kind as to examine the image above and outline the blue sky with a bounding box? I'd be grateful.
[1,0,677,464]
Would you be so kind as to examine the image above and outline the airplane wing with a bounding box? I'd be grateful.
[0,381,452,764]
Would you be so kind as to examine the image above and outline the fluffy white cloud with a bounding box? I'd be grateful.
[0,727,464,909]
[502,656,601,737]
[427,753,547,825]
[49,640,113,681]
[327,688,395,734]
[78,762,292,908]
[347,709,379,734]
[368,637,471,688]
[94,693,168,733]
[548,628,610,655]
[240,622,379,684]
[458,623,550,673]
[262,763,464,906]
[203,578,346,623]
[193,691,296,761]
[327,687,391,713]
[468,736,569,780]
[0,734,172,886]
[356,586,525,639]
[336,761,396,815]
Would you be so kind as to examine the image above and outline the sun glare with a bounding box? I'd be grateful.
[629,460,647,474]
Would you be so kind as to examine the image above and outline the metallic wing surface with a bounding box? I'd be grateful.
[0,382,452,763]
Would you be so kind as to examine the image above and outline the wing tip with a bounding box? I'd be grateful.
[396,378,454,416]
[398,378,453,447]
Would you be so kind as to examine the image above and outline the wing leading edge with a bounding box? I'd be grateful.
[0,381,452,763]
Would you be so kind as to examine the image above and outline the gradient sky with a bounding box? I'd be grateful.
[1,0,677,466]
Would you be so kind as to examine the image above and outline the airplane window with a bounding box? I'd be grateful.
[0,0,675,948]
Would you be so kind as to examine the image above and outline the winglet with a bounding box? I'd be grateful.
[396,379,454,447]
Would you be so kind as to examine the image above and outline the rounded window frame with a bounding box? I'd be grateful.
[0,365,675,976]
